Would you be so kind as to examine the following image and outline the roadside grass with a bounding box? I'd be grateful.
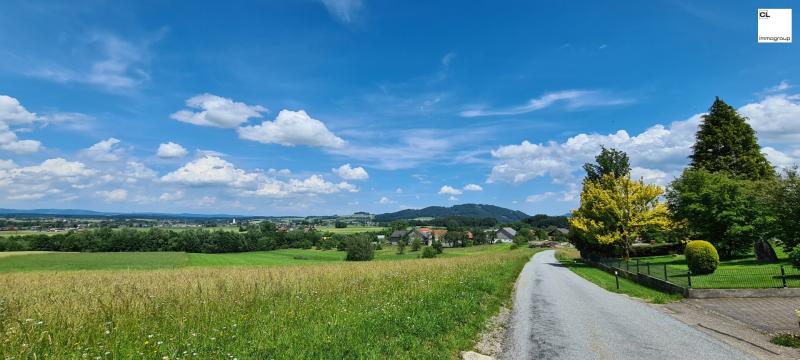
[0,248,539,359]
[771,334,800,348]
[626,245,795,289]
[317,226,387,234]
[0,244,515,272]
[556,249,683,304]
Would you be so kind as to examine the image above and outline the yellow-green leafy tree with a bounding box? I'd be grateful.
[570,174,671,259]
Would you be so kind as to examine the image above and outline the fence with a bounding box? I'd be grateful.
[584,255,799,294]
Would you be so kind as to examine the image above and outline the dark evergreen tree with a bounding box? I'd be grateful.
[583,146,630,183]
[690,97,774,180]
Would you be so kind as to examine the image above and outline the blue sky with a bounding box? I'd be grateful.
[1,0,798,216]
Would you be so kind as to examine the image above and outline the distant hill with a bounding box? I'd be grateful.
[374,204,529,223]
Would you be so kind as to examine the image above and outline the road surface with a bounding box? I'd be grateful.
[501,250,750,360]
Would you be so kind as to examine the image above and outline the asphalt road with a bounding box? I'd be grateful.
[500,250,751,360]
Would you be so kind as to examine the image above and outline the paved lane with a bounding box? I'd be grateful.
[501,250,751,360]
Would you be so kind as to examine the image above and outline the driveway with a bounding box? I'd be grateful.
[501,250,750,360]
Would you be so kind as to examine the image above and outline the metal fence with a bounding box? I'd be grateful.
[587,256,798,290]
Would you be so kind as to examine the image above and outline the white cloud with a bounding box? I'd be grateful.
[96,188,127,202]
[267,168,292,177]
[125,161,157,182]
[320,0,363,24]
[0,95,42,154]
[463,183,483,191]
[526,192,556,203]
[161,156,259,187]
[630,167,669,186]
[438,185,463,195]
[332,163,369,180]
[395,187,403,193]
[159,190,184,201]
[0,158,97,201]
[762,147,798,169]
[238,109,345,148]
[30,33,153,90]
[157,142,188,158]
[739,94,800,142]
[246,175,358,198]
[171,94,267,128]
[379,196,395,204]
[460,90,632,117]
[84,138,123,162]
[448,196,459,201]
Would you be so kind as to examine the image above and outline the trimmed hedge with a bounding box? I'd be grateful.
[685,240,719,275]
[790,247,800,269]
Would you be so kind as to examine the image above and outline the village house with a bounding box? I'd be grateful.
[389,230,408,244]
[495,227,517,243]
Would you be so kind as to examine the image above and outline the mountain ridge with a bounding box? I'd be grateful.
[374,203,529,222]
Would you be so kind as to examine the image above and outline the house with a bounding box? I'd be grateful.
[495,227,517,243]
[389,230,408,244]
[432,229,448,242]
[408,228,433,245]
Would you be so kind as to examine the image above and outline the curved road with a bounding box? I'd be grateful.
[501,250,750,360]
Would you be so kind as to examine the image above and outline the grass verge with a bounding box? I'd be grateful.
[771,334,800,348]
[556,248,683,304]
[0,247,539,359]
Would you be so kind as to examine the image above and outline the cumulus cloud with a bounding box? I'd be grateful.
[379,196,395,204]
[171,94,267,128]
[460,90,632,117]
[157,142,188,158]
[84,138,123,162]
[332,163,369,180]
[246,175,358,198]
[0,158,97,201]
[463,183,483,191]
[159,190,184,201]
[96,188,127,202]
[526,192,557,203]
[0,95,43,154]
[438,185,463,195]
[739,94,800,142]
[238,110,345,148]
[161,156,259,187]
[124,161,157,182]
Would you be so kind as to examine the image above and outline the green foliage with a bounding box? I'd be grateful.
[582,146,631,182]
[397,239,407,254]
[535,228,549,241]
[570,173,670,259]
[773,168,800,251]
[334,220,347,228]
[420,246,437,258]
[668,169,776,258]
[344,235,374,261]
[444,230,465,247]
[513,228,533,246]
[411,238,422,251]
[771,334,800,348]
[790,247,800,269]
[689,97,774,180]
[432,240,444,254]
[522,214,569,228]
[684,240,720,275]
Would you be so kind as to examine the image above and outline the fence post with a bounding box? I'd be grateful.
[647,262,651,276]
[663,264,668,281]
[781,265,787,288]
[615,270,620,290]
[687,270,692,288]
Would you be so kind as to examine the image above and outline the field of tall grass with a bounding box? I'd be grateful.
[0,248,538,359]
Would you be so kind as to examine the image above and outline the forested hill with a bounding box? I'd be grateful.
[374,204,529,222]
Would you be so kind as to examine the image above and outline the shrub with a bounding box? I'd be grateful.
[790,247,800,268]
[345,236,374,261]
[411,238,422,251]
[627,243,685,257]
[420,246,437,258]
[684,240,719,275]
[432,240,444,254]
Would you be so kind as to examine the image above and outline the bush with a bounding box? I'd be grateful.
[411,238,422,251]
[628,243,684,257]
[345,236,374,261]
[420,246,437,258]
[432,240,444,254]
[790,247,800,268]
[684,240,719,275]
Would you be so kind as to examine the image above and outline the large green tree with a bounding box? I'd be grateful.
[583,146,631,183]
[667,169,776,259]
[773,168,800,251]
[689,97,774,180]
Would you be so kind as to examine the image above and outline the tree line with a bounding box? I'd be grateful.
[571,97,799,263]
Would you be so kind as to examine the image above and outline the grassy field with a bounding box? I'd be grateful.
[0,244,517,273]
[316,226,387,234]
[0,247,539,359]
[556,249,683,304]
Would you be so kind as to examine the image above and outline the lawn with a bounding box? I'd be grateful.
[620,245,797,289]
[556,249,683,304]
[0,244,517,272]
[0,247,539,359]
